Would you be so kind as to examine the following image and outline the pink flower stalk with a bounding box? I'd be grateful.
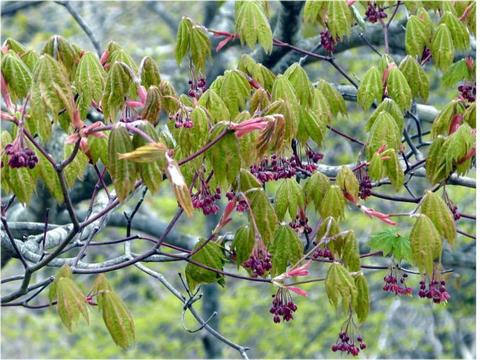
[230,117,269,137]
[100,50,109,66]
[360,205,397,225]
[286,286,308,297]
[1,73,13,111]
[285,261,312,278]
[213,197,237,233]
[137,85,147,104]
[126,100,144,108]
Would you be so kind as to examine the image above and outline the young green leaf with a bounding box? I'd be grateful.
[386,67,412,112]
[198,89,230,123]
[382,148,404,191]
[365,98,404,133]
[220,70,251,117]
[303,171,330,211]
[367,111,401,159]
[420,191,456,245]
[399,55,429,101]
[101,291,135,349]
[354,274,369,323]
[369,228,412,263]
[327,0,352,39]
[1,52,32,102]
[357,66,383,110]
[274,178,304,220]
[431,24,454,72]
[235,1,273,53]
[75,52,106,119]
[317,80,347,116]
[320,185,345,220]
[246,188,278,246]
[336,166,360,203]
[325,262,357,311]
[440,11,470,50]
[232,225,255,267]
[405,15,429,57]
[284,63,313,106]
[269,224,304,277]
[139,56,161,88]
[101,62,132,122]
[410,214,442,276]
[56,277,89,331]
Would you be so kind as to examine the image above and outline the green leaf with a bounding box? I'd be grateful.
[56,277,89,331]
[464,103,476,129]
[101,62,132,122]
[442,59,470,87]
[235,1,273,53]
[1,52,32,102]
[185,239,226,291]
[357,66,383,111]
[342,231,360,272]
[382,148,404,191]
[75,52,106,119]
[6,166,35,204]
[365,98,404,133]
[175,17,192,64]
[206,126,240,189]
[327,0,352,39]
[440,11,470,50]
[274,178,304,220]
[325,262,357,311]
[303,0,326,23]
[63,143,89,188]
[284,63,313,106]
[139,56,161,88]
[198,89,230,123]
[431,24,454,72]
[320,185,345,220]
[297,108,326,146]
[269,224,303,277]
[431,99,463,137]
[336,166,360,203]
[220,70,251,117]
[386,67,412,112]
[141,86,162,124]
[108,126,137,201]
[367,111,401,159]
[354,274,369,323]
[237,168,262,192]
[48,265,73,304]
[425,136,449,184]
[317,80,347,116]
[232,225,255,267]
[410,214,442,275]
[369,228,412,263]
[420,191,456,245]
[88,135,109,166]
[246,188,278,246]
[42,35,80,78]
[189,25,211,72]
[35,148,63,203]
[405,15,429,57]
[399,55,429,101]
[303,171,330,211]
[101,291,135,349]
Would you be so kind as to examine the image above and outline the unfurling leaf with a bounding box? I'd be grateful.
[42,35,80,78]
[118,142,167,163]
[166,155,194,217]
[235,1,273,53]
[425,136,449,184]
[386,67,412,112]
[431,24,454,72]
[342,231,360,272]
[440,11,470,50]
[139,56,161,88]
[198,89,230,123]
[107,126,137,201]
[284,63,313,106]
[382,148,404,191]
[1,52,32,102]
[354,274,369,323]
[101,291,135,350]
[75,52,106,118]
[325,262,357,311]
[102,62,132,121]
[141,86,162,124]
[420,191,456,245]
[365,98,404,133]
[405,15,429,57]
[246,188,278,246]
[399,55,429,101]
[409,214,442,276]
[336,166,359,203]
[317,80,347,116]
[56,277,89,331]
[220,70,251,117]
[431,100,464,137]
[269,224,303,277]
[327,0,352,39]
[206,126,240,188]
[303,171,330,211]
[357,66,383,111]
[185,239,226,290]
[274,178,304,220]
[232,225,255,266]
[320,185,345,220]
[367,111,401,159]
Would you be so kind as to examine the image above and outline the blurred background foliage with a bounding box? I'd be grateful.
[1,1,475,359]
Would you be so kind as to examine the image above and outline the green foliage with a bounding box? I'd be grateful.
[357,66,383,111]
[420,191,456,245]
[369,228,412,263]
[185,239,226,290]
[325,262,357,311]
[274,178,304,220]
[409,214,442,276]
[431,24,454,72]
[269,224,303,277]
[1,51,32,102]
[101,62,132,122]
[235,1,273,53]
[246,188,278,246]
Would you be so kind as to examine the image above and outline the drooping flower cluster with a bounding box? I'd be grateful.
[331,332,367,356]
[418,278,450,304]
[449,204,462,221]
[187,77,208,99]
[250,154,317,184]
[383,272,413,296]
[458,83,476,102]
[270,288,298,323]
[225,191,248,212]
[289,215,312,235]
[244,245,272,277]
[365,2,387,23]
[192,184,221,215]
[312,246,334,261]
[320,30,336,52]
[3,136,38,169]
[358,175,373,200]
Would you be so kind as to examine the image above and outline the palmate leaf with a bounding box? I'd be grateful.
[246,188,278,247]
[63,143,89,188]
[42,35,80,79]
[232,225,255,267]
[1,51,32,102]
[274,178,304,220]
[139,56,161,88]
[297,108,326,146]
[357,66,383,111]
[431,24,454,72]
[185,239,226,291]
[336,166,359,203]
[316,80,347,116]
[284,63,313,106]
[367,111,401,159]
[405,15,429,57]
[108,126,137,202]
[440,11,470,51]
[365,98,404,133]
[425,136,449,184]
[442,123,475,175]
[399,55,429,101]
[386,67,412,112]
[235,1,273,53]
[303,171,330,212]
[198,89,230,123]
[410,214,442,276]
[175,17,192,64]
[327,0,352,39]
[141,86,162,124]
[369,228,412,263]
[431,99,464,137]
[341,231,360,272]
[354,274,369,323]
[382,148,404,191]
[189,25,211,72]
[442,59,471,87]
[101,292,135,350]
[420,191,456,245]
[303,0,326,23]
[101,62,132,122]
[238,54,275,92]
[325,262,357,312]
[75,52,106,119]
[220,70,251,117]
[311,88,333,124]
[320,185,345,220]
[5,166,35,204]
[35,147,63,203]
[269,224,303,277]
